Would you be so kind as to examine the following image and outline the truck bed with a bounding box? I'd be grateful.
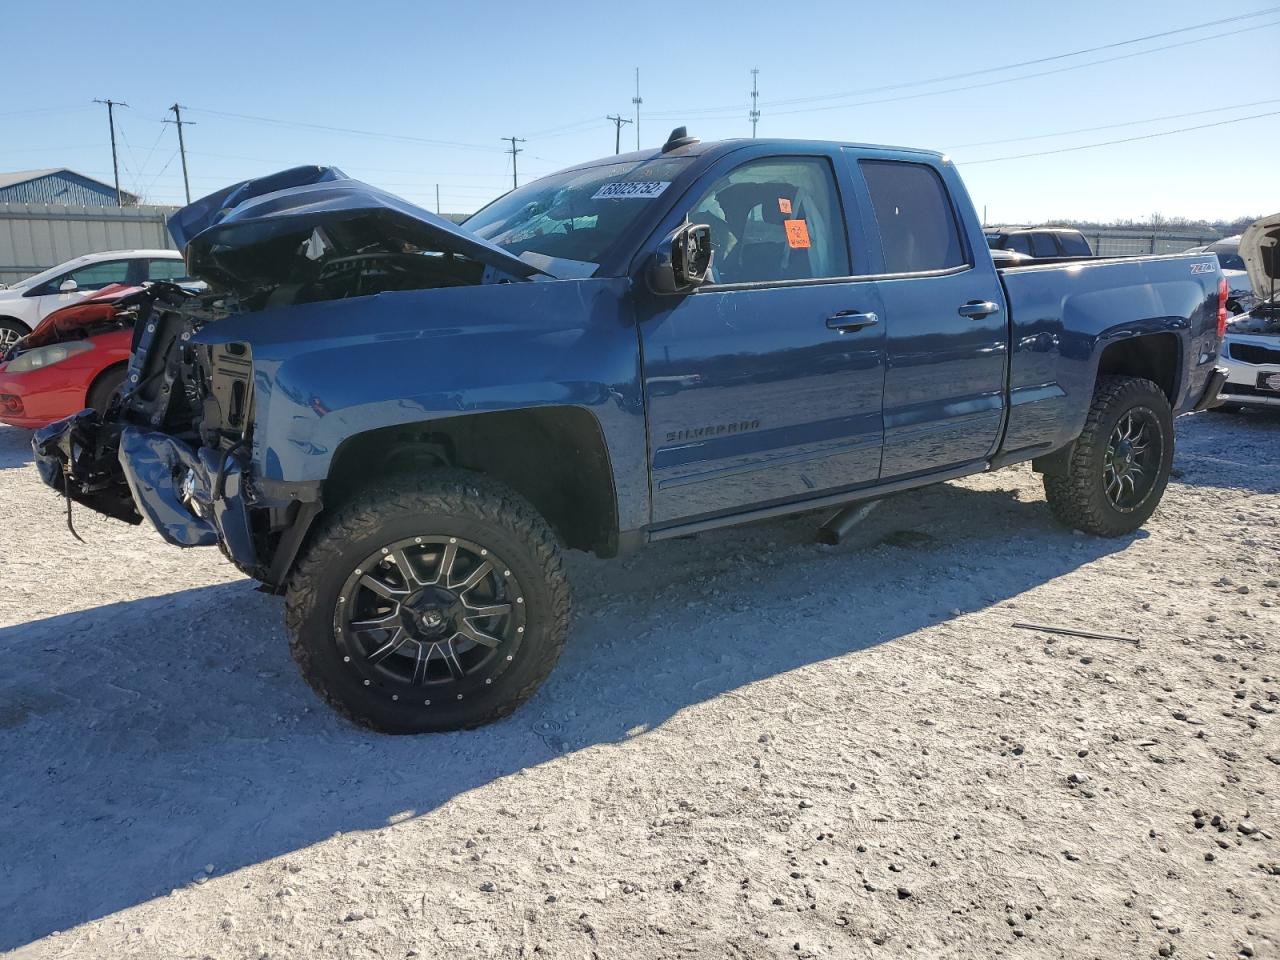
[996,252,1224,458]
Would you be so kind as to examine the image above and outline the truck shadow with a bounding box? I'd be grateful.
[0,425,33,469]
[0,476,1141,949]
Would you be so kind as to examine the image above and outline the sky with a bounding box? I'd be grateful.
[2,0,1276,224]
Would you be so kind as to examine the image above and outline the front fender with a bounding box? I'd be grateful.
[195,278,651,531]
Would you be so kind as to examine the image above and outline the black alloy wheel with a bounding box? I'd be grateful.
[335,535,526,699]
[1102,407,1162,513]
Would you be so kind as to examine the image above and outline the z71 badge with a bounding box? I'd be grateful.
[1190,261,1217,274]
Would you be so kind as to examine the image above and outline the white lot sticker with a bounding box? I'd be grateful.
[592,181,671,200]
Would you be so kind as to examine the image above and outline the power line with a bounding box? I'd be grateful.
[606,114,632,154]
[757,19,1280,120]
[502,137,526,189]
[959,108,1280,164]
[186,107,503,152]
[949,97,1280,149]
[525,116,603,138]
[651,6,1280,118]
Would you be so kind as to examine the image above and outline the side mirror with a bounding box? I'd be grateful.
[58,279,79,293]
[649,222,713,294]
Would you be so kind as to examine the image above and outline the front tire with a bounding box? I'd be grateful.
[1043,376,1174,537]
[0,317,29,353]
[285,470,571,733]
[86,363,127,413]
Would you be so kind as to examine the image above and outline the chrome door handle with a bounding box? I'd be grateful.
[958,300,1001,319]
[826,310,879,333]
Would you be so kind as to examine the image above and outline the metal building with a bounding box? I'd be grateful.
[0,169,139,207]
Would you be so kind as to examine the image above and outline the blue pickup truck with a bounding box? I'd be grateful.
[34,128,1229,733]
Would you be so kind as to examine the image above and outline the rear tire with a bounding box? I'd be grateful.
[284,469,571,733]
[86,364,127,413]
[1042,376,1174,537]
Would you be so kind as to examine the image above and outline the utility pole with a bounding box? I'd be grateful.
[606,114,632,154]
[631,68,642,150]
[436,183,440,214]
[502,136,525,190]
[93,98,128,206]
[164,103,194,204]
[749,68,760,138]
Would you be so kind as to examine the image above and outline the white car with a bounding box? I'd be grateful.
[0,249,187,351]
[1215,213,1280,412]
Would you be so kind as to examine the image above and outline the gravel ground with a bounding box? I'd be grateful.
[1,411,1277,960]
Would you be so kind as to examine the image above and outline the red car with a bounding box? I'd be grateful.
[0,284,138,429]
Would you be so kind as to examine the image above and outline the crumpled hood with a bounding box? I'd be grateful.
[167,165,541,290]
[1240,212,1280,301]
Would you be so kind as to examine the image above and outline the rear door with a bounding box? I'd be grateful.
[636,146,887,526]
[843,151,1008,478]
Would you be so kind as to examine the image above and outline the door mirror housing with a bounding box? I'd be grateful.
[649,222,713,294]
[58,279,79,293]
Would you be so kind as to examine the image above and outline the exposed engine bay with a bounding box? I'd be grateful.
[33,165,538,584]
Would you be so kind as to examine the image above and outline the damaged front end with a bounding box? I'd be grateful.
[32,283,267,570]
[32,165,538,586]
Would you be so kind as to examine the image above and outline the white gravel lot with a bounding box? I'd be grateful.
[0,411,1277,960]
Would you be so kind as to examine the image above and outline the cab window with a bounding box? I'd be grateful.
[859,160,967,273]
[688,157,849,285]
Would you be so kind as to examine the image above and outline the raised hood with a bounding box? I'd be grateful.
[1240,212,1280,302]
[167,166,541,295]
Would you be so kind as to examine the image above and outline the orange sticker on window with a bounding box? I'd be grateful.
[784,219,810,249]
[777,197,792,215]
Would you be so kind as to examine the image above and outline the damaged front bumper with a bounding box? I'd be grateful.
[33,410,322,588]
[33,413,258,573]
[117,427,255,558]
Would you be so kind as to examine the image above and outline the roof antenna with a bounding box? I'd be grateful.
[662,126,698,153]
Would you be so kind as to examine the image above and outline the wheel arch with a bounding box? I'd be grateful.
[1093,332,1182,405]
[1034,335,1181,477]
[323,405,621,557]
[85,359,128,407]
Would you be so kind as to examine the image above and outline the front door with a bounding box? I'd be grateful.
[638,152,887,527]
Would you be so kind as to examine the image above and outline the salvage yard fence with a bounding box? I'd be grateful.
[1086,230,1219,257]
[0,203,179,286]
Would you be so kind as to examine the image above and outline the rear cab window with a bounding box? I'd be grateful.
[858,160,968,274]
